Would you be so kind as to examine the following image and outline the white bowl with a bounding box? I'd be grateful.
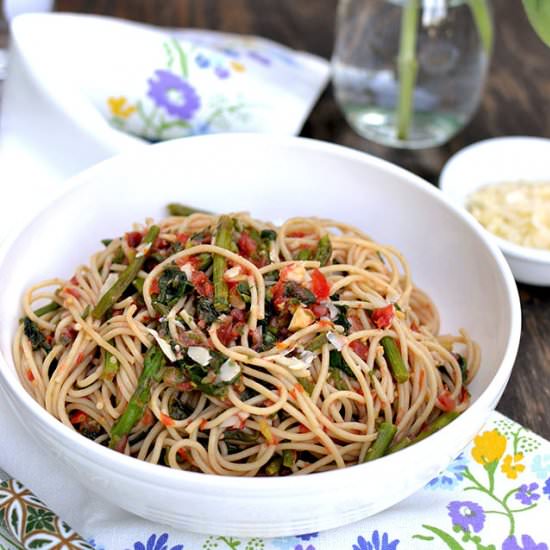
[439,136,550,286]
[0,135,521,537]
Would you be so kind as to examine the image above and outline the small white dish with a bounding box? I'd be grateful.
[439,136,550,286]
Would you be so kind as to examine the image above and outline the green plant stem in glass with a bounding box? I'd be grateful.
[396,0,493,141]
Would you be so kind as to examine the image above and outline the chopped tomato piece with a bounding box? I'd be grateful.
[150,278,160,295]
[217,318,242,346]
[176,381,194,392]
[311,303,329,318]
[160,412,175,427]
[153,237,170,250]
[310,269,330,300]
[191,271,213,298]
[75,352,84,365]
[70,275,79,285]
[371,304,395,329]
[65,287,81,298]
[230,308,246,322]
[140,409,154,428]
[125,231,143,248]
[177,447,191,462]
[70,411,88,425]
[237,232,257,257]
[437,390,456,412]
[350,340,369,362]
[298,424,310,433]
[176,233,189,245]
[26,369,35,382]
[288,231,306,238]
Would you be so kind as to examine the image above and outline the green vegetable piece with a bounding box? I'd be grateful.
[334,305,351,333]
[261,229,277,241]
[223,429,260,445]
[296,248,313,261]
[196,253,213,271]
[315,235,332,266]
[306,333,327,352]
[133,277,145,293]
[213,216,233,312]
[381,336,409,384]
[196,297,218,324]
[101,349,119,381]
[414,411,460,443]
[33,302,60,317]
[298,378,315,394]
[156,267,192,308]
[237,281,251,304]
[109,344,166,449]
[265,456,282,476]
[457,354,468,383]
[282,449,296,468]
[168,395,191,420]
[388,436,412,455]
[329,349,354,377]
[284,281,316,305]
[101,238,113,247]
[166,203,211,217]
[364,422,397,462]
[23,317,51,352]
[93,225,160,320]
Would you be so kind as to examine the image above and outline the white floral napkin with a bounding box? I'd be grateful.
[1,12,330,154]
[1,388,549,550]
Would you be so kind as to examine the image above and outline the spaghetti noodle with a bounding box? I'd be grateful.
[13,209,480,476]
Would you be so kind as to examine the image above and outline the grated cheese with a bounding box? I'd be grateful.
[468,181,550,250]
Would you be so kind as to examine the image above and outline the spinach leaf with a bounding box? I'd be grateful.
[156,267,192,308]
[23,318,51,352]
[284,281,316,305]
[329,349,354,377]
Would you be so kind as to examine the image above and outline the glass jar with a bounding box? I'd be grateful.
[332,0,493,149]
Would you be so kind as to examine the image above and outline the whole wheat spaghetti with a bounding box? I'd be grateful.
[13,207,480,476]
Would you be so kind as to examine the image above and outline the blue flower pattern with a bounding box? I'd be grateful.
[426,452,468,490]
[128,533,183,550]
[353,531,399,550]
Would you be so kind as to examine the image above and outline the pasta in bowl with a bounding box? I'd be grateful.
[0,134,520,536]
[15,209,479,475]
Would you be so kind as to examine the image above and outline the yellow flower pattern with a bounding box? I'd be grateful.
[107,96,137,119]
[230,61,246,72]
[471,429,507,465]
[501,452,525,479]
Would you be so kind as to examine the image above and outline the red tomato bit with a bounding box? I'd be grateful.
[371,304,395,329]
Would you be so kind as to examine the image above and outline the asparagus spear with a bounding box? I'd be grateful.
[387,436,412,455]
[265,456,282,476]
[92,225,160,320]
[166,203,211,217]
[414,411,460,443]
[212,216,233,312]
[364,422,397,462]
[306,333,327,352]
[33,302,60,317]
[388,412,460,454]
[315,235,332,266]
[101,348,119,381]
[381,336,409,384]
[109,344,166,450]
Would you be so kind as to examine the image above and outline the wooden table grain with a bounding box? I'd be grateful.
[55,0,550,439]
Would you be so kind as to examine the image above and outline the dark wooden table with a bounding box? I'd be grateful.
[55,0,550,439]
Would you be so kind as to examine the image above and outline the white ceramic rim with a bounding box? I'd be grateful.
[439,135,550,265]
[0,134,522,494]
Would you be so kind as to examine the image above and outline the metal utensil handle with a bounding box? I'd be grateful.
[0,478,94,549]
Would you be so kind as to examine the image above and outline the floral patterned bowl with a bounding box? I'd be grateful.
[0,135,521,537]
